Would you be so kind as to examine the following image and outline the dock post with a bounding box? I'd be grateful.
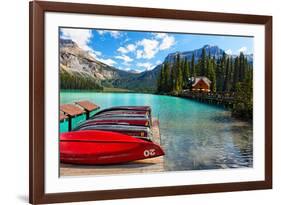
[68,116,72,131]
[86,111,90,120]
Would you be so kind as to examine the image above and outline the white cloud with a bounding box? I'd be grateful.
[117,47,127,54]
[120,67,142,73]
[154,33,176,50]
[117,33,175,60]
[61,28,103,59]
[117,44,136,54]
[124,38,130,43]
[135,33,175,59]
[127,44,136,52]
[137,62,155,71]
[225,49,232,55]
[156,60,162,65]
[136,50,143,59]
[99,58,116,66]
[238,46,247,53]
[97,30,121,38]
[87,50,103,59]
[93,50,102,56]
[115,55,133,63]
[88,52,98,59]
[136,39,159,59]
[61,28,92,50]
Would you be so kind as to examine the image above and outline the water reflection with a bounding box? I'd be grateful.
[161,111,253,171]
[61,91,253,171]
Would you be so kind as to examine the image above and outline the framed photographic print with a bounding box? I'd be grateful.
[29,1,272,204]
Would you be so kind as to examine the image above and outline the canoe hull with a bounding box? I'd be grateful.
[94,110,149,117]
[93,113,149,119]
[92,106,151,118]
[78,118,150,127]
[60,130,164,165]
[76,124,150,138]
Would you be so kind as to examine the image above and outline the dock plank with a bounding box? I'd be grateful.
[60,118,164,176]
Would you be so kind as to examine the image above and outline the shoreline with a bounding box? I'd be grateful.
[60,89,252,122]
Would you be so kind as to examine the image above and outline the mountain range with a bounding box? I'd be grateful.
[59,39,253,92]
[165,44,253,63]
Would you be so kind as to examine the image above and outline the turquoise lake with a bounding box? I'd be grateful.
[60,90,253,171]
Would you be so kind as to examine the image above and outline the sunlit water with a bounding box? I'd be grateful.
[60,90,253,171]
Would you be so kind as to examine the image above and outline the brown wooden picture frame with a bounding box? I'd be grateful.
[29,1,272,204]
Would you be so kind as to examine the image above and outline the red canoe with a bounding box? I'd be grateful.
[74,124,150,138]
[92,106,151,118]
[93,110,149,117]
[77,118,150,127]
[60,130,164,165]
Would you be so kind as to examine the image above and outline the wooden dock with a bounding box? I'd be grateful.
[178,91,235,107]
[60,118,164,176]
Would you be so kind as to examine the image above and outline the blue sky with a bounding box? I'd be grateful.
[60,27,253,72]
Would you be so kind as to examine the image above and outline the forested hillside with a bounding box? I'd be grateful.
[157,48,253,119]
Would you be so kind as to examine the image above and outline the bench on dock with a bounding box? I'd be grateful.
[75,100,100,119]
[60,101,100,131]
[60,111,69,133]
[59,111,68,121]
[60,104,85,116]
[60,104,86,130]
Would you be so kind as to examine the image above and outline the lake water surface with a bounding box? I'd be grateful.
[60,91,253,171]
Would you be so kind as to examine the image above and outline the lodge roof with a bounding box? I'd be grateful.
[75,100,100,112]
[192,76,211,87]
[60,104,85,116]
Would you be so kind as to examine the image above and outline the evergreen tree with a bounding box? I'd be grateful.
[223,57,230,92]
[176,66,183,91]
[209,57,216,92]
[229,57,234,88]
[239,52,245,82]
[216,52,226,92]
[182,59,190,89]
[171,55,177,91]
[232,73,253,119]
[174,53,182,92]
[200,48,207,76]
[163,62,170,92]
[157,64,165,92]
[216,58,223,92]
[191,53,196,77]
[233,56,240,91]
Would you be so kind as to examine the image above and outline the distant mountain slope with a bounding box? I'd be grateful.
[165,45,253,64]
[60,39,132,88]
[60,39,133,81]
[59,40,253,92]
[111,64,162,92]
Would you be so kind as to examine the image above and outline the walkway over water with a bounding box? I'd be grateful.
[178,91,235,107]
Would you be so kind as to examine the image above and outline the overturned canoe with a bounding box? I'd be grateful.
[76,118,151,128]
[91,106,151,118]
[93,110,150,117]
[92,113,150,119]
[60,130,164,165]
[74,124,151,138]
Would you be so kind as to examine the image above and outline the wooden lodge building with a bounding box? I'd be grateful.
[191,76,211,92]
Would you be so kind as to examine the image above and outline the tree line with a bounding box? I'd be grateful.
[60,70,103,90]
[157,48,253,119]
